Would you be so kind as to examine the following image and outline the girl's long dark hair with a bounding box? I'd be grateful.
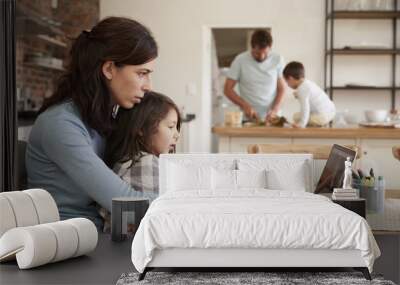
[39,17,158,136]
[105,92,181,168]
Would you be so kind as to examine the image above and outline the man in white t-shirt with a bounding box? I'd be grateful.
[283,61,336,128]
[224,29,285,124]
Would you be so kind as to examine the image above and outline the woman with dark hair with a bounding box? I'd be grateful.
[26,17,158,228]
[99,91,181,231]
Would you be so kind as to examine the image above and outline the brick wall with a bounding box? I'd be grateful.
[16,0,99,110]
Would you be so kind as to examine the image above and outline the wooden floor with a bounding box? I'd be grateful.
[371,189,400,284]
[373,233,400,284]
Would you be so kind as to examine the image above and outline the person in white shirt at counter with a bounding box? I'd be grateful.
[283,61,336,128]
[224,29,285,124]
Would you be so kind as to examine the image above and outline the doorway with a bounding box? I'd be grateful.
[203,26,271,153]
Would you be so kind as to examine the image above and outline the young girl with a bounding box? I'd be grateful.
[99,92,181,231]
[107,91,181,193]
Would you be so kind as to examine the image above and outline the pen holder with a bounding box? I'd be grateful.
[111,197,149,242]
[353,180,384,214]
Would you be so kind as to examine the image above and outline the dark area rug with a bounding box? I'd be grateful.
[116,271,396,285]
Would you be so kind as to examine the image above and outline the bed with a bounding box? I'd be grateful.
[131,154,380,280]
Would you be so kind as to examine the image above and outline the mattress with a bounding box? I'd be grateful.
[131,190,380,273]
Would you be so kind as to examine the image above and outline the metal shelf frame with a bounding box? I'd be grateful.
[324,0,399,110]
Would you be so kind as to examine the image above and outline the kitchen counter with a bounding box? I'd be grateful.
[212,125,400,190]
[212,125,400,139]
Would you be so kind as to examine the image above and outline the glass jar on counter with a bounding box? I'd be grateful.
[223,105,243,127]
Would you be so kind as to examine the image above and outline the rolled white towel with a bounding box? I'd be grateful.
[24,189,59,224]
[0,225,57,268]
[0,196,17,237]
[64,218,98,257]
[0,189,59,238]
[0,191,39,227]
[42,221,79,262]
[0,218,98,269]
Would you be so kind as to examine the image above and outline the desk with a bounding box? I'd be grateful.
[0,234,133,285]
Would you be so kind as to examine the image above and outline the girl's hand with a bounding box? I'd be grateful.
[292,123,300,128]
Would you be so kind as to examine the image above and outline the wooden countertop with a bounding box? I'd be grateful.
[212,125,400,139]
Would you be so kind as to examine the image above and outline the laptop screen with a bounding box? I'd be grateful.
[314,144,357,194]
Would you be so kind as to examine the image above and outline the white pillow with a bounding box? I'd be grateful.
[266,162,308,191]
[238,158,311,192]
[167,163,212,192]
[212,168,237,190]
[211,169,268,190]
[236,169,267,189]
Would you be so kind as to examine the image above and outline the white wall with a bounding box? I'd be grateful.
[101,0,399,152]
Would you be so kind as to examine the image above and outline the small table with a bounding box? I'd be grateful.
[332,198,366,218]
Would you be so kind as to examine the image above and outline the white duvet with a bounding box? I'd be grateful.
[131,190,380,273]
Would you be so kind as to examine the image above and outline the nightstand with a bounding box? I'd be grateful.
[332,198,366,218]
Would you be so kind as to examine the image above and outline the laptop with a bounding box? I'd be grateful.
[314,144,357,194]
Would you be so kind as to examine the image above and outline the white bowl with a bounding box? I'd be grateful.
[364,110,388,123]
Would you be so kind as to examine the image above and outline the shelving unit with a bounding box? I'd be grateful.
[23,61,65,71]
[16,5,64,36]
[16,5,66,71]
[324,0,399,110]
[327,48,399,55]
[16,3,68,124]
[328,10,400,19]
[328,86,400,90]
[36,34,67,48]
